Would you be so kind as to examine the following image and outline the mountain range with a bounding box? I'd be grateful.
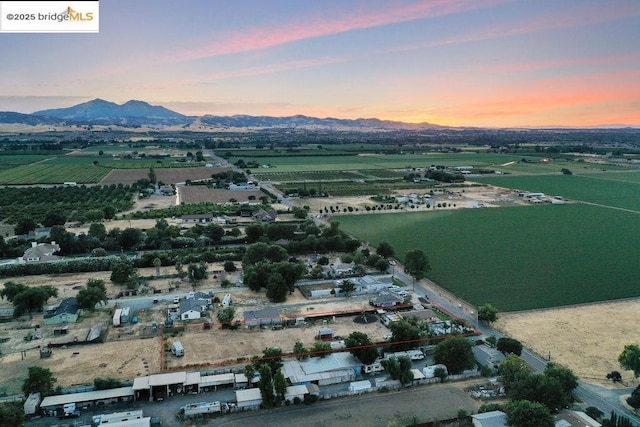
[0,99,443,131]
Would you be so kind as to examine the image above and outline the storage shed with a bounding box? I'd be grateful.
[348,380,372,393]
[24,392,40,416]
[235,388,263,410]
[318,327,333,341]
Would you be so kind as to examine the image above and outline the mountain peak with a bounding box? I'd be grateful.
[33,99,186,121]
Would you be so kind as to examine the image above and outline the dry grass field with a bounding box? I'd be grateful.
[494,299,640,386]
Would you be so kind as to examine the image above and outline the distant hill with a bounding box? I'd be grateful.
[0,98,440,130]
[32,99,189,127]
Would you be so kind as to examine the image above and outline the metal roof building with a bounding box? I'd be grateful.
[40,387,134,415]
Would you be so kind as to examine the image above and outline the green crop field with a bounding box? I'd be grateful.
[471,173,640,211]
[0,155,53,171]
[0,162,110,184]
[337,204,640,311]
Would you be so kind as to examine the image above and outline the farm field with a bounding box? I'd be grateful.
[337,203,640,311]
[0,162,110,184]
[0,154,52,171]
[472,173,640,211]
[100,166,228,184]
[179,186,263,204]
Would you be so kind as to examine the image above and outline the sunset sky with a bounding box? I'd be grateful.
[1,0,639,127]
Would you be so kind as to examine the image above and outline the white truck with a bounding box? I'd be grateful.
[92,410,144,426]
[59,403,80,419]
[177,401,227,419]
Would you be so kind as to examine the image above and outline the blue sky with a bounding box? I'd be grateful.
[1,0,639,127]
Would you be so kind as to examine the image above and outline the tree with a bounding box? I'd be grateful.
[94,377,123,390]
[88,222,107,241]
[1,281,28,302]
[478,303,498,323]
[110,260,137,286]
[258,347,283,374]
[43,210,66,227]
[498,354,530,388]
[102,205,116,220]
[266,273,288,303]
[187,262,208,284]
[244,363,256,388]
[22,366,56,397]
[607,371,622,382]
[76,279,108,311]
[619,345,640,377]
[119,227,144,250]
[13,286,57,317]
[257,364,276,409]
[245,224,264,243]
[0,402,24,426]
[561,168,573,175]
[508,371,568,412]
[381,356,413,385]
[585,406,604,421]
[224,261,237,273]
[217,307,236,328]
[339,280,356,296]
[345,332,379,365]
[506,400,554,427]
[434,336,475,375]
[544,363,578,398]
[310,341,332,357]
[389,320,421,351]
[293,340,308,361]
[376,241,394,258]
[404,249,430,288]
[497,337,523,356]
[274,369,287,404]
[626,385,640,412]
[14,217,37,235]
[153,257,162,277]
[148,168,157,184]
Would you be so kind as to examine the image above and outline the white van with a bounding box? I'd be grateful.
[171,341,184,357]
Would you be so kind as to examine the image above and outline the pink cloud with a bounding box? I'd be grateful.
[170,0,510,62]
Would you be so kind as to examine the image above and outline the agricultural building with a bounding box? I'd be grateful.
[39,387,134,416]
[554,409,602,427]
[318,327,333,341]
[282,352,360,386]
[235,388,262,410]
[349,380,372,393]
[243,307,281,328]
[284,385,309,403]
[43,297,80,325]
[133,371,238,401]
[21,241,61,262]
[470,410,507,427]
[198,373,235,392]
[181,214,214,223]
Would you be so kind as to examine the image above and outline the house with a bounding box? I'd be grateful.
[331,263,354,277]
[179,299,205,321]
[471,410,507,427]
[21,241,61,263]
[369,292,404,308]
[159,185,174,196]
[43,298,80,325]
[243,307,281,328]
[252,209,277,222]
[187,291,212,306]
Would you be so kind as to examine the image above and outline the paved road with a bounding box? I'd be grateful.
[393,262,640,424]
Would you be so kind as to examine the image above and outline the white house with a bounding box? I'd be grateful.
[21,241,61,263]
[179,299,204,321]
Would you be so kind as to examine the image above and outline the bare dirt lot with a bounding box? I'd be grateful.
[494,299,640,386]
[179,186,264,204]
[99,167,228,185]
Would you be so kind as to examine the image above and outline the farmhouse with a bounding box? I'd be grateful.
[179,299,205,321]
[43,297,80,325]
[21,241,61,263]
[252,209,277,222]
[243,307,282,328]
[369,292,404,308]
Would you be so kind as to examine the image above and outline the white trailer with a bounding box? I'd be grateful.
[422,364,448,379]
[363,360,384,374]
[177,401,225,419]
[171,341,184,357]
[120,307,130,324]
[384,349,424,361]
[92,409,144,426]
[112,309,122,327]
